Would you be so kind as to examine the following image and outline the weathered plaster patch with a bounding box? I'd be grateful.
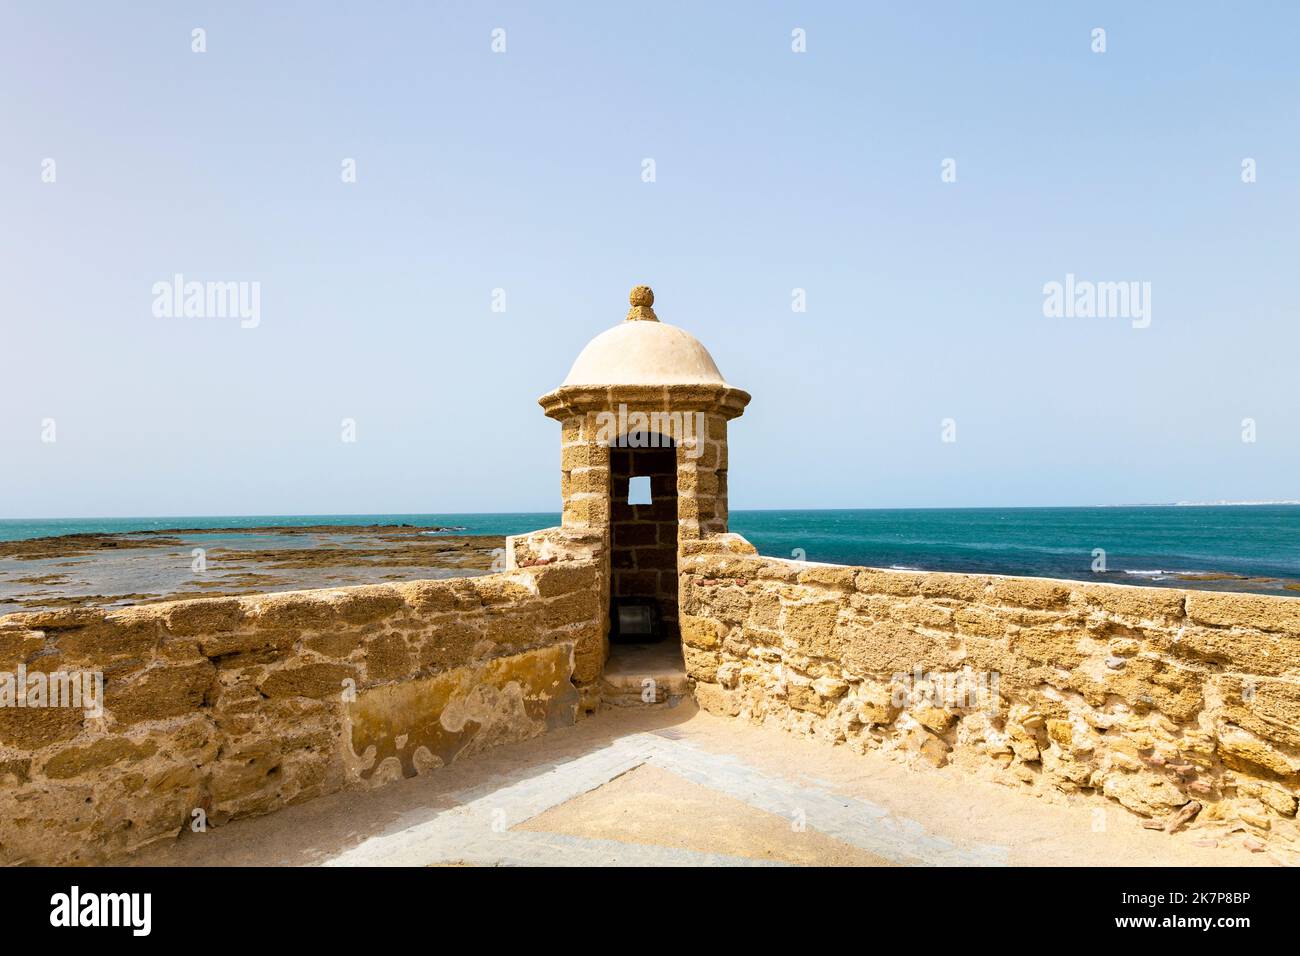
[346,643,578,782]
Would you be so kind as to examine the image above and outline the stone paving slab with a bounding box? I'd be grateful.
[325,732,1006,866]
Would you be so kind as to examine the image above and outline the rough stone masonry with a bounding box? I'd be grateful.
[680,533,1300,858]
[0,528,603,865]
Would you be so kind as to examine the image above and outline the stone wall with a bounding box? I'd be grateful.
[681,534,1300,857]
[506,526,608,712]
[0,536,603,865]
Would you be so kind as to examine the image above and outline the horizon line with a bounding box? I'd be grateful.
[5,501,1300,523]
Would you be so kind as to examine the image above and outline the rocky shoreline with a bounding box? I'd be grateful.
[0,526,505,614]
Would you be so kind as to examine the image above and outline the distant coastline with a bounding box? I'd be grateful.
[1173,499,1300,507]
[1,505,1298,604]
[0,525,504,615]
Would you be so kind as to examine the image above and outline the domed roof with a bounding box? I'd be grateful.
[559,286,731,387]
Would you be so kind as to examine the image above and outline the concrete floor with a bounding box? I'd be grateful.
[130,702,1273,867]
[600,641,688,704]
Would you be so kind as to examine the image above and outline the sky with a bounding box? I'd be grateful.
[2,2,1298,518]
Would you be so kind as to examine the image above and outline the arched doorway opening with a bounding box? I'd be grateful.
[604,431,687,703]
[608,432,679,644]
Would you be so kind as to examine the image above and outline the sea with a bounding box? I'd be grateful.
[2,505,1298,594]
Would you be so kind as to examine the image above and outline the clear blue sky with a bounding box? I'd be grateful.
[3,2,1297,518]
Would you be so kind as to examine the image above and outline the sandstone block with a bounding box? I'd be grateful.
[682,645,720,683]
[0,704,84,750]
[1070,655,1205,722]
[855,569,920,597]
[475,576,539,607]
[1259,786,1298,817]
[560,443,591,470]
[953,606,1009,639]
[986,578,1072,610]
[796,565,857,591]
[680,614,722,649]
[1074,583,1187,622]
[1010,737,1040,762]
[1186,592,1300,633]
[0,757,31,784]
[1217,725,1300,779]
[305,629,364,659]
[258,661,357,700]
[813,676,849,699]
[401,580,461,614]
[332,588,406,625]
[107,660,214,724]
[480,604,546,647]
[533,562,598,598]
[746,590,782,629]
[417,618,486,672]
[783,599,843,659]
[856,684,901,726]
[541,590,600,629]
[50,612,160,664]
[1212,675,1300,750]
[916,573,991,603]
[694,681,741,716]
[1101,772,1186,817]
[0,628,46,670]
[1046,718,1073,748]
[42,736,159,780]
[894,601,956,631]
[916,706,958,734]
[787,682,832,716]
[1012,625,1088,668]
[1173,626,1292,676]
[572,640,606,685]
[906,727,951,767]
[364,632,414,683]
[703,586,751,625]
[162,597,247,637]
[839,619,959,676]
[251,591,339,632]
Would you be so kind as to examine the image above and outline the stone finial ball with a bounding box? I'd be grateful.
[629,285,654,307]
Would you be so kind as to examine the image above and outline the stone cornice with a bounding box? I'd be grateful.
[538,383,751,421]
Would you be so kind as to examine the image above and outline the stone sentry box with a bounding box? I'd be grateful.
[538,286,749,657]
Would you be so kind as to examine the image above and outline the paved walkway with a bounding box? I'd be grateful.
[132,703,1267,867]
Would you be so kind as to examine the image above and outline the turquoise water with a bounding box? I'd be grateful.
[731,507,1300,588]
[3,506,1298,590]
